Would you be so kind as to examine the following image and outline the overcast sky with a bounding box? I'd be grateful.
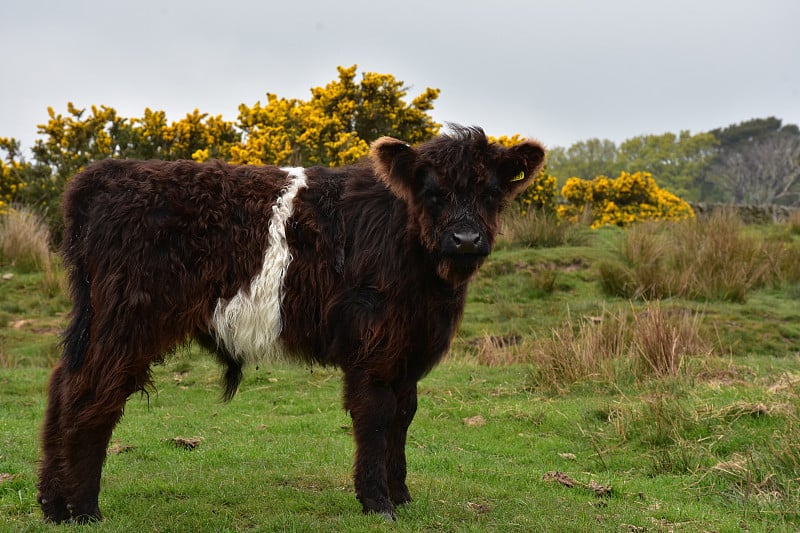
[2,0,798,154]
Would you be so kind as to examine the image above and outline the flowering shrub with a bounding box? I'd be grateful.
[0,138,27,215]
[233,65,439,167]
[516,170,558,215]
[0,164,26,215]
[160,109,239,162]
[487,135,558,216]
[558,171,694,228]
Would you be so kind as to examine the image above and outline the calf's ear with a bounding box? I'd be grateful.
[370,137,418,203]
[499,140,547,197]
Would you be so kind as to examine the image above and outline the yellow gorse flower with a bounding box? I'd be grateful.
[559,171,694,228]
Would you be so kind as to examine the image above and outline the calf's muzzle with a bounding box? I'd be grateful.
[441,228,490,256]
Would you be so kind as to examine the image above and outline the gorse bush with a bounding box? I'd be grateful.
[0,138,27,216]
[558,171,695,228]
[487,136,559,217]
[514,170,559,216]
[598,210,800,302]
[1,66,442,241]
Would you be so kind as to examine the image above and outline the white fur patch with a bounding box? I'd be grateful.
[211,167,307,364]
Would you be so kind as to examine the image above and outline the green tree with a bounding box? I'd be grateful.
[710,116,798,149]
[615,131,717,201]
[546,138,619,184]
[548,133,717,202]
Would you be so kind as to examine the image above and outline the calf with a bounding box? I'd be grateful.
[38,125,545,522]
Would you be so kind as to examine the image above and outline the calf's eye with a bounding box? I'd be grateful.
[482,189,502,208]
[424,189,446,210]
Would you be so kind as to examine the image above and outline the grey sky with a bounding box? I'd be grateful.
[2,0,798,153]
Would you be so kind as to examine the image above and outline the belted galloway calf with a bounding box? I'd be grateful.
[38,125,545,522]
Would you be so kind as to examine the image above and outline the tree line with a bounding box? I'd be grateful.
[2,64,799,238]
[547,117,800,205]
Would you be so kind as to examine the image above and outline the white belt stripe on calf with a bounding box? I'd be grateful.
[211,167,308,364]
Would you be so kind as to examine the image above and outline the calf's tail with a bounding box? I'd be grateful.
[59,170,98,371]
[60,262,92,371]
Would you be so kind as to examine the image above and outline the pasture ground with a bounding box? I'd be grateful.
[1,222,799,531]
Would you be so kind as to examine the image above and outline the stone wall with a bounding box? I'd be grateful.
[690,203,800,224]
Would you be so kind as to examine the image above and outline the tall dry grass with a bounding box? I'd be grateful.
[785,209,800,235]
[631,305,710,377]
[599,210,800,302]
[0,206,64,296]
[497,210,586,249]
[526,302,715,390]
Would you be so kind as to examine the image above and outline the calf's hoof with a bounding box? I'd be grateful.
[389,484,412,506]
[39,495,102,524]
[360,496,397,521]
[38,494,70,524]
[68,504,103,524]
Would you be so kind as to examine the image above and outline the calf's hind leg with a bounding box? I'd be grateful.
[37,362,72,523]
[38,354,151,523]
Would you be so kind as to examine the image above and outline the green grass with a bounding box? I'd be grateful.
[2,220,800,531]
[3,359,799,531]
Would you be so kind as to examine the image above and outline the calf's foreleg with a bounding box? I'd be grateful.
[344,368,398,519]
[386,381,417,506]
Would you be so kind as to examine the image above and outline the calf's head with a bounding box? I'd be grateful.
[371,126,546,285]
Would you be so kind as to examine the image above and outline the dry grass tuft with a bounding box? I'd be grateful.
[1,206,52,271]
[529,308,628,387]
[785,209,800,235]
[599,210,799,302]
[497,210,585,249]
[631,304,711,377]
[472,334,525,367]
[0,206,65,296]
[527,302,717,389]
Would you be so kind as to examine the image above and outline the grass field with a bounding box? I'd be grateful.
[1,214,799,531]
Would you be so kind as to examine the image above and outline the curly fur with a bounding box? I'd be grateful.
[38,126,545,523]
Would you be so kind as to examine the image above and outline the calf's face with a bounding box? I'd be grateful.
[371,127,546,285]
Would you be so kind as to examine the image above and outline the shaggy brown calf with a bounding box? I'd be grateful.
[38,126,545,523]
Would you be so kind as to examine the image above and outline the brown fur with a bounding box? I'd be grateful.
[38,126,545,522]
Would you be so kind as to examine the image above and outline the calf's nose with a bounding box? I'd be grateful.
[450,230,482,254]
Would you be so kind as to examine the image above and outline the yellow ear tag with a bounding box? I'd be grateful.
[511,171,525,182]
